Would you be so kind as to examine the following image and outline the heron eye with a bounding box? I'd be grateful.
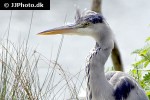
[82,22,90,27]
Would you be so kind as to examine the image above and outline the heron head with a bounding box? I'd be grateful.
[38,10,107,39]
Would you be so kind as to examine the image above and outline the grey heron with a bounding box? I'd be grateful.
[38,10,148,100]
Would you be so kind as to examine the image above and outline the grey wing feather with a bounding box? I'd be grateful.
[105,71,148,100]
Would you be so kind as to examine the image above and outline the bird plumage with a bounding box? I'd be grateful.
[86,43,148,100]
[38,10,148,100]
[106,71,148,100]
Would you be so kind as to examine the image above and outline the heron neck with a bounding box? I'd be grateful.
[93,23,114,50]
[86,29,114,99]
[86,43,114,100]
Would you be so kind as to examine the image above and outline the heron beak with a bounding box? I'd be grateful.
[38,23,80,35]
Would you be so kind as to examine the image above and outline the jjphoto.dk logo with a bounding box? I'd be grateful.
[4,2,43,8]
[11,2,43,8]
[0,0,50,10]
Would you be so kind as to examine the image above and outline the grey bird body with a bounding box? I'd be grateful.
[86,43,148,100]
[38,10,148,100]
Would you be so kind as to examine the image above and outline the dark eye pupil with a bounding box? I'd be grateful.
[85,23,88,25]
[82,22,90,27]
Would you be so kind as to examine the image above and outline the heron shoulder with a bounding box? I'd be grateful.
[113,75,135,100]
[105,71,148,100]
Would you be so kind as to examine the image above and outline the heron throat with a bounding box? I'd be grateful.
[86,27,114,100]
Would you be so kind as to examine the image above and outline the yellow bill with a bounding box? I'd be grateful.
[38,23,80,35]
